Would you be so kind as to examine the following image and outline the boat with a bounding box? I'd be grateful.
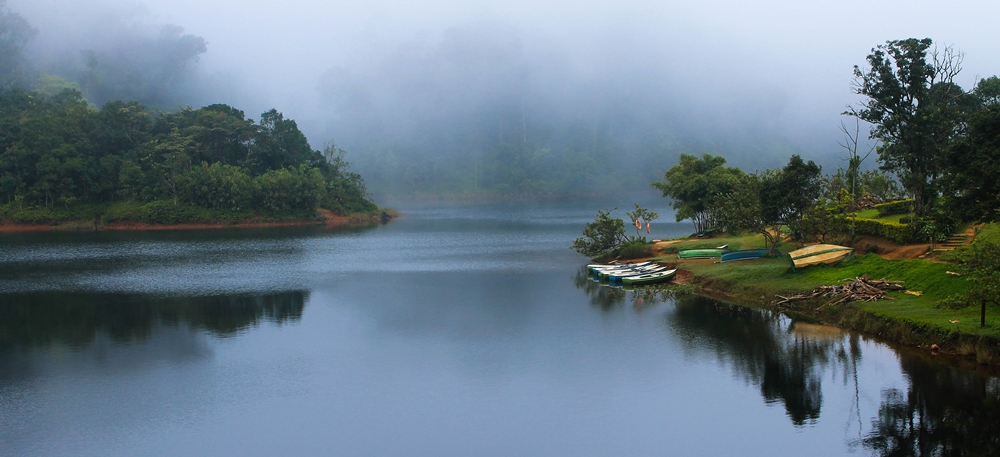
[720,249,770,262]
[589,261,650,273]
[607,265,670,281]
[787,244,854,270]
[596,263,664,279]
[621,269,677,285]
[677,247,729,259]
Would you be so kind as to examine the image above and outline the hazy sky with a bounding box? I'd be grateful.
[12,0,1000,162]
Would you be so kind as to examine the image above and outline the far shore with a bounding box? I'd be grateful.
[0,209,390,234]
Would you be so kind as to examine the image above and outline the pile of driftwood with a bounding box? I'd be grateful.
[773,274,905,307]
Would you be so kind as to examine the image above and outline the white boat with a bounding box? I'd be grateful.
[607,265,670,281]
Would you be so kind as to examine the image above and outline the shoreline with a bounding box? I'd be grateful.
[632,237,1000,368]
[0,208,388,234]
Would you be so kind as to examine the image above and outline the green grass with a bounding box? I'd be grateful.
[660,232,772,254]
[656,231,1000,340]
[855,209,912,223]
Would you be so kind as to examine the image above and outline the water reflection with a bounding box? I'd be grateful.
[858,356,1000,456]
[572,266,684,312]
[0,291,307,352]
[664,296,859,426]
[574,268,1000,454]
[573,271,858,426]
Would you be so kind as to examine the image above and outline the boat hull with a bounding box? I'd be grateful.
[621,269,677,285]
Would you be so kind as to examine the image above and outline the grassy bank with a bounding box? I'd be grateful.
[0,201,389,229]
[654,232,1000,363]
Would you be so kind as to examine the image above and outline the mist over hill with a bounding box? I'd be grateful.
[7,0,1000,198]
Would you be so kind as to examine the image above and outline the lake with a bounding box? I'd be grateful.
[1,199,998,456]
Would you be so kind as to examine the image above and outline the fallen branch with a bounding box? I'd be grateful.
[773,274,905,308]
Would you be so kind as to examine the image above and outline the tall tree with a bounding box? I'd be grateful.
[652,153,744,234]
[764,155,822,242]
[0,0,36,91]
[848,38,971,217]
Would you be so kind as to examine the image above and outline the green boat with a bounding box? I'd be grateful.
[621,269,677,285]
[677,248,729,259]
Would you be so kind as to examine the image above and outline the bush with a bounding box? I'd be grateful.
[875,199,913,217]
[616,240,652,259]
[572,208,626,258]
[865,244,880,254]
[851,217,914,243]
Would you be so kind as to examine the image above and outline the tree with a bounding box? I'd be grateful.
[652,153,744,234]
[625,203,658,238]
[765,155,822,242]
[941,78,1000,222]
[0,0,36,91]
[711,173,782,254]
[953,234,1000,327]
[572,208,627,259]
[848,38,972,217]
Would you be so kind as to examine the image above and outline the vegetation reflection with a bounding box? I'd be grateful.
[0,291,307,351]
[857,356,1000,456]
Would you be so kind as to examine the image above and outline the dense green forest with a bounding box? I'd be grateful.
[0,1,376,225]
[0,90,376,224]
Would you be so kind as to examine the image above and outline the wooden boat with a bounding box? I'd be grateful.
[607,265,670,281]
[677,247,729,259]
[622,269,677,285]
[787,244,854,270]
[720,249,770,262]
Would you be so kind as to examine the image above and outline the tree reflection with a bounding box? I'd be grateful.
[0,291,307,352]
[575,272,863,428]
[858,356,1000,456]
[663,296,860,425]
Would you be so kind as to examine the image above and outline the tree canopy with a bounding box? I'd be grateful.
[651,153,745,234]
[0,89,376,217]
[848,38,975,217]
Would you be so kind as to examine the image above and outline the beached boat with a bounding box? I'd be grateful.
[621,269,677,285]
[720,249,770,262]
[589,261,650,273]
[607,265,670,281]
[596,263,664,279]
[677,247,729,259]
[787,244,854,270]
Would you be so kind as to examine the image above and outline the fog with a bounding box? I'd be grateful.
[9,0,1000,196]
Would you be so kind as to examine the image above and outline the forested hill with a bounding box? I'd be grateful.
[0,89,377,225]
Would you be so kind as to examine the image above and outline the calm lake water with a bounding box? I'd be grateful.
[1,199,998,456]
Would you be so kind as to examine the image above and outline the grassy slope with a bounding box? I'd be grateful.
[655,233,1000,339]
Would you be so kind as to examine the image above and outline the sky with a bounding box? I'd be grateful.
[11,0,1000,168]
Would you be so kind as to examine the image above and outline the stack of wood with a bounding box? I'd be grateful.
[773,274,905,307]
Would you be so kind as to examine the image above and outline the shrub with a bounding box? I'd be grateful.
[572,208,626,258]
[874,199,913,217]
[616,240,652,260]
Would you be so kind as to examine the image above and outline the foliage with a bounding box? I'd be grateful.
[616,239,652,260]
[848,38,976,217]
[572,208,627,259]
[765,155,823,241]
[945,224,1000,327]
[625,203,659,238]
[941,103,1000,222]
[0,0,36,91]
[710,173,782,254]
[652,153,744,234]
[874,199,913,217]
[0,90,377,223]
